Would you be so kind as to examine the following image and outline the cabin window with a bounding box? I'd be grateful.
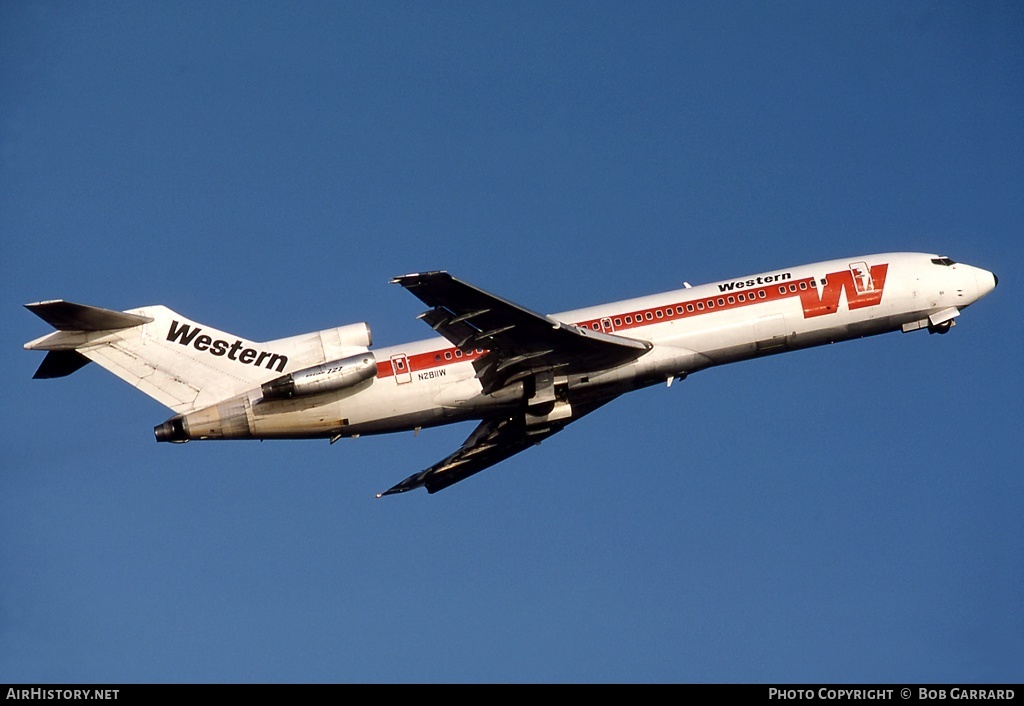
[614,318,622,326]
[645,312,653,320]
[697,302,704,310]
[444,351,452,360]
[759,290,766,299]
[789,284,797,292]
[717,298,725,306]
[727,296,735,304]
[686,304,694,312]
[656,310,663,318]
[434,354,441,361]
[779,286,786,294]
[799,281,808,290]
[455,350,463,358]
[625,315,632,324]
[707,300,715,309]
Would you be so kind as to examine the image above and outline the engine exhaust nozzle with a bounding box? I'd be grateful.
[154,416,189,443]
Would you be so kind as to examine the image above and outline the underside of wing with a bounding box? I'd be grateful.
[377,398,615,497]
[391,271,651,392]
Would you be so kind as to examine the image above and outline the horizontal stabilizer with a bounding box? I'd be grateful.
[33,350,91,379]
[24,300,153,331]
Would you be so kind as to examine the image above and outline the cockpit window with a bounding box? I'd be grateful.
[931,257,957,266]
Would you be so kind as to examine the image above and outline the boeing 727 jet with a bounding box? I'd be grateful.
[24,252,997,496]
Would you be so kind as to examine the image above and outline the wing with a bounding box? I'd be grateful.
[377,398,615,497]
[391,271,651,392]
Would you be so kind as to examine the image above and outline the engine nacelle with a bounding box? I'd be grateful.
[261,353,377,400]
[325,322,373,351]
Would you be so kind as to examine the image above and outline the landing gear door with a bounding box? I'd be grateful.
[391,354,412,384]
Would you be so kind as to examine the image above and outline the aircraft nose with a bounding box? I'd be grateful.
[974,268,998,300]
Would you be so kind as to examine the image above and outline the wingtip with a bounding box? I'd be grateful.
[390,271,450,286]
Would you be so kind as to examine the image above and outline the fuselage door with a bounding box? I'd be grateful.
[600,317,614,333]
[390,354,412,384]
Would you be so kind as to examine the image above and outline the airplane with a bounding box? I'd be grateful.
[24,252,997,497]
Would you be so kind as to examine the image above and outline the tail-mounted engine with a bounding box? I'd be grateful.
[261,353,378,400]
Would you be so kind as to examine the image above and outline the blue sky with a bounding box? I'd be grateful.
[2,1,1021,684]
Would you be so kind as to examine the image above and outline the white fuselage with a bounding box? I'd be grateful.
[176,252,994,442]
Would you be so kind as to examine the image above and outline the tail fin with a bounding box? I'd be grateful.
[25,301,296,414]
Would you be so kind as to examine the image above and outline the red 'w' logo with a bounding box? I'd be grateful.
[799,263,888,318]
